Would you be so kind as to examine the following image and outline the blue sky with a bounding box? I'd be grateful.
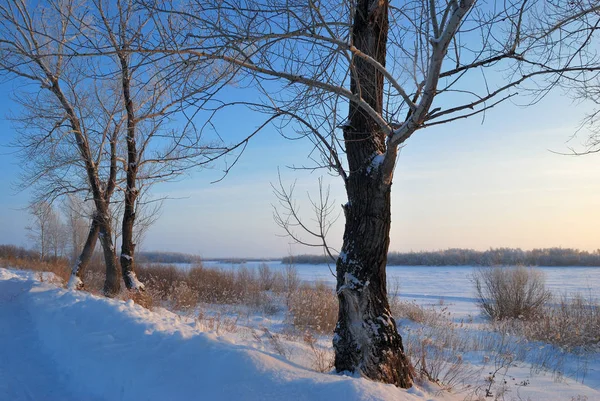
[1,77,599,258]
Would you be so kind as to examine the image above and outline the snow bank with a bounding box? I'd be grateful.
[0,268,454,401]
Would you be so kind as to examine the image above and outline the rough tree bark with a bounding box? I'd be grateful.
[118,52,144,291]
[333,0,413,388]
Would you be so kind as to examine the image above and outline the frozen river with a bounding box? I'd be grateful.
[193,261,600,319]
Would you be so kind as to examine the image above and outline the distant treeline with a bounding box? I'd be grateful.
[136,252,278,264]
[282,248,600,267]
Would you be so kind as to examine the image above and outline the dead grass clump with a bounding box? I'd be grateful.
[188,266,240,304]
[138,263,280,314]
[195,309,240,335]
[496,293,600,350]
[392,300,452,328]
[137,264,186,299]
[1,255,70,284]
[288,281,337,334]
[393,300,478,390]
[303,332,334,373]
[472,266,551,321]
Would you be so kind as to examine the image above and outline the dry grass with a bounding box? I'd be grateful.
[303,332,334,372]
[0,255,71,284]
[287,281,337,334]
[137,262,295,315]
[394,301,478,389]
[494,293,600,350]
[472,266,551,320]
[391,300,452,327]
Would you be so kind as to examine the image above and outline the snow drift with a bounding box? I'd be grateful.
[0,268,452,401]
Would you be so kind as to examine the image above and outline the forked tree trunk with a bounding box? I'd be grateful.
[68,216,99,290]
[48,80,121,297]
[97,209,121,297]
[333,0,413,388]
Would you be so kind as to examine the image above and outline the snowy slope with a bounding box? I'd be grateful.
[0,268,456,401]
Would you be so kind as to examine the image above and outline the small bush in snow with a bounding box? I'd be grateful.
[288,281,337,334]
[257,263,275,291]
[472,266,551,321]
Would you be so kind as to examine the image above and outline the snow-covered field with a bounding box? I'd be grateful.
[1,265,599,401]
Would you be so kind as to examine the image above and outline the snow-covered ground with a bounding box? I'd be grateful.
[1,266,598,401]
[0,268,455,401]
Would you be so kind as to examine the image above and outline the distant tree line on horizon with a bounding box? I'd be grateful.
[282,248,600,267]
[6,243,600,267]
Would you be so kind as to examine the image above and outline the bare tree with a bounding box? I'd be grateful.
[62,194,93,264]
[26,200,68,260]
[63,0,233,290]
[47,210,68,259]
[0,0,123,296]
[148,0,600,386]
[26,201,55,260]
[1,0,228,293]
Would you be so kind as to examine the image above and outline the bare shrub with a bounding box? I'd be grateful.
[283,263,300,302]
[270,270,286,294]
[533,293,600,349]
[288,281,337,334]
[188,265,239,304]
[169,281,198,310]
[138,263,186,300]
[472,266,551,320]
[257,263,275,291]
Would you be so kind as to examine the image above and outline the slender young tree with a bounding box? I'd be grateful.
[26,201,54,260]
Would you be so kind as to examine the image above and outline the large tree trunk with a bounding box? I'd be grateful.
[334,177,412,387]
[67,216,99,290]
[333,0,413,388]
[118,53,144,291]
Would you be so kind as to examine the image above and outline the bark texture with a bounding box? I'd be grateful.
[118,52,144,291]
[333,0,413,388]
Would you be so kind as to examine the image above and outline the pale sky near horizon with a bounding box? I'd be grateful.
[1,78,599,258]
